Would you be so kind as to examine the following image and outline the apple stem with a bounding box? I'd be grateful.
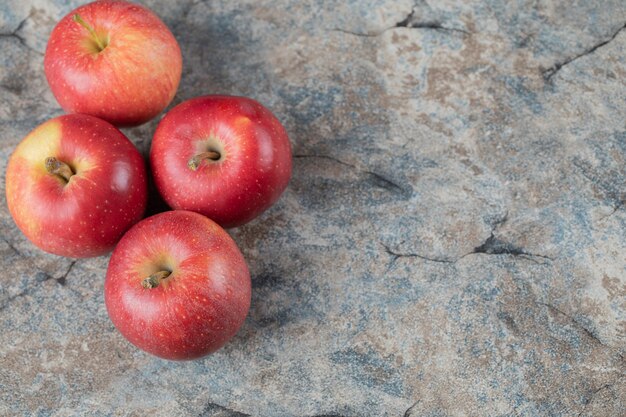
[142,270,171,289]
[187,151,221,171]
[73,14,106,51]
[45,157,74,182]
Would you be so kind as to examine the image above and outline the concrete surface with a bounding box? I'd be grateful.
[0,0,624,415]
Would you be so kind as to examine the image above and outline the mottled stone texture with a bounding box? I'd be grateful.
[0,0,625,416]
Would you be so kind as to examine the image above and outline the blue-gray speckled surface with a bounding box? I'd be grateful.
[0,0,625,416]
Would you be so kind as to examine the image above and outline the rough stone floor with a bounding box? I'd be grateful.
[0,0,624,416]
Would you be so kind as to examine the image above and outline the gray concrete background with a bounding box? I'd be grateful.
[0,0,624,415]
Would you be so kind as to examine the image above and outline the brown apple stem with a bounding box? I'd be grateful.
[45,157,74,182]
[187,151,221,171]
[141,270,171,289]
[73,14,106,51]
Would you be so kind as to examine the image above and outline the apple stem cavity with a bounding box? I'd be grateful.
[187,151,221,171]
[45,157,75,183]
[142,270,171,289]
[73,14,107,52]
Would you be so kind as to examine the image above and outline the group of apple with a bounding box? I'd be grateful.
[5,1,292,360]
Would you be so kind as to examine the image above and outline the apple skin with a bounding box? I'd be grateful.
[104,210,251,360]
[44,0,182,127]
[150,95,292,228]
[5,114,148,258]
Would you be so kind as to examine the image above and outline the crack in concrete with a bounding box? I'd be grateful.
[382,211,555,266]
[576,377,624,417]
[470,234,554,265]
[497,311,520,335]
[1,235,27,259]
[535,301,607,348]
[294,154,409,196]
[198,401,250,417]
[543,22,626,82]
[332,4,469,37]
[395,8,470,35]
[382,242,454,267]
[55,261,76,286]
[363,170,407,196]
[460,211,554,264]
[0,236,74,310]
[597,201,624,223]
[0,14,43,56]
[572,159,625,222]
[0,289,31,312]
[403,400,420,417]
[0,237,42,311]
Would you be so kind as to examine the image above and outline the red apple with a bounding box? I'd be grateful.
[5,114,147,258]
[104,210,251,360]
[150,95,292,228]
[44,0,182,127]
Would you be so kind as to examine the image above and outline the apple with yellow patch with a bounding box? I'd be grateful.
[5,114,148,258]
[44,0,182,127]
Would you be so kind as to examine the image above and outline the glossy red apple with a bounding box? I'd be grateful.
[44,0,182,127]
[5,114,147,258]
[150,95,292,228]
[104,210,251,360]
